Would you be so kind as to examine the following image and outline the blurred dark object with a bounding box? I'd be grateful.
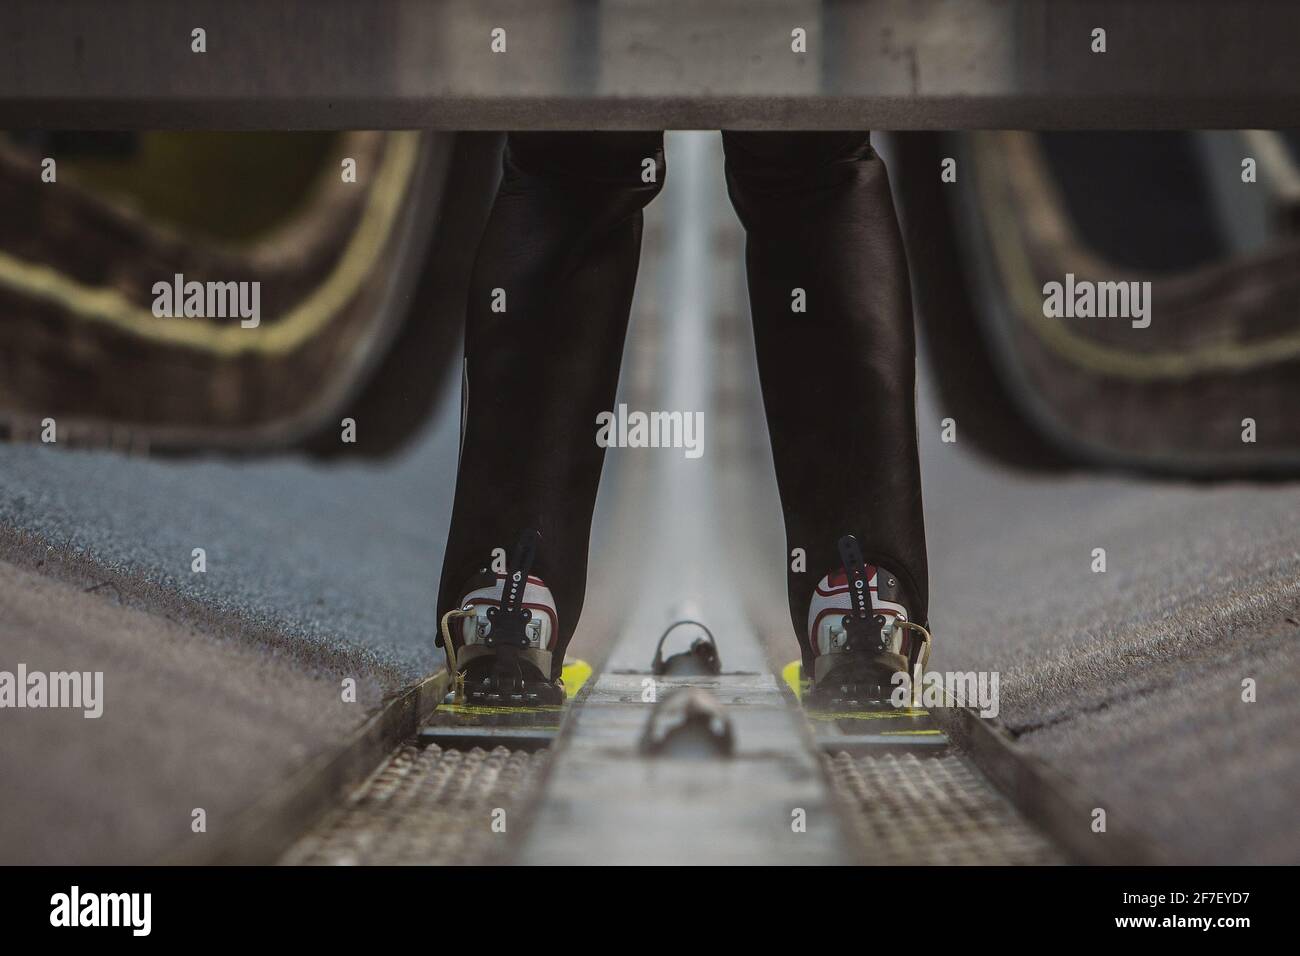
[0,131,502,457]
[891,131,1300,478]
[301,133,503,459]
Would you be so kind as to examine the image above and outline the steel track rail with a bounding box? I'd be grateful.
[934,705,1173,865]
[160,670,451,865]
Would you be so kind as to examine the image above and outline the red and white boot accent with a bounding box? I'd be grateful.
[808,565,909,659]
[458,571,558,654]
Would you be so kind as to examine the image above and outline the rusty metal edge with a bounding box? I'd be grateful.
[158,669,451,866]
[933,705,1176,866]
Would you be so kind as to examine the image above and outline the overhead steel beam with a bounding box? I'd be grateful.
[1,0,1299,130]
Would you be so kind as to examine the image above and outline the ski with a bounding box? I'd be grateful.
[419,658,593,752]
[780,659,948,753]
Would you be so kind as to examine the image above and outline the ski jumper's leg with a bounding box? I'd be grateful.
[721,131,928,670]
[436,132,666,675]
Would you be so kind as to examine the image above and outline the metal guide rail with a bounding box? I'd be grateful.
[276,654,1134,865]
[284,642,1149,868]
[516,670,855,865]
[781,660,1067,865]
[279,662,591,865]
[283,744,550,867]
[826,752,1063,865]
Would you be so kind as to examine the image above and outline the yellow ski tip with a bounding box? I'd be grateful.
[561,659,593,699]
[781,659,805,701]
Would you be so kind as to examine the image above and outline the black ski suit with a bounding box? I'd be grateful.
[436,131,928,676]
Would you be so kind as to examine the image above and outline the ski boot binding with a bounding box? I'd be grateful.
[439,530,566,705]
[806,534,931,707]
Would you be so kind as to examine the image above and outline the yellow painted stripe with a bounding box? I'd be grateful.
[438,703,561,717]
[806,709,931,722]
[0,132,420,357]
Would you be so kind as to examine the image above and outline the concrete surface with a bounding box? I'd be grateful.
[0,557,371,864]
[918,436,1300,863]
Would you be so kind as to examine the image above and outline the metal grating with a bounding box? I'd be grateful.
[284,744,547,865]
[826,751,1064,865]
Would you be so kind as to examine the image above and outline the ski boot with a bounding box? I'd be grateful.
[805,534,931,707]
[438,530,566,705]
